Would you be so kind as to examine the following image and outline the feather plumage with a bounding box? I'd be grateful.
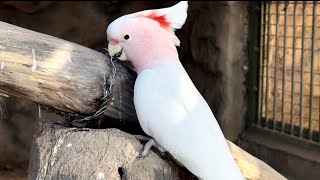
[134,63,244,180]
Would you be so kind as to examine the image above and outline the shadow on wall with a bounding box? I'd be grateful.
[0,0,249,173]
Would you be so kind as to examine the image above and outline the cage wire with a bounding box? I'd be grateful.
[258,1,320,143]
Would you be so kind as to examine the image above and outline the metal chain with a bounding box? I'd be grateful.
[72,49,118,123]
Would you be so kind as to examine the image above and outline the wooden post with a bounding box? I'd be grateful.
[28,121,288,180]
[0,21,138,124]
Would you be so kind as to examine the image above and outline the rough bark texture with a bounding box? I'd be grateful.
[0,20,138,125]
[227,141,287,180]
[28,121,197,180]
[28,121,287,180]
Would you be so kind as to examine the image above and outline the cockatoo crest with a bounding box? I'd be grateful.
[130,1,188,46]
[134,1,188,31]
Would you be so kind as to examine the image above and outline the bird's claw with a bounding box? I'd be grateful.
[137,138,155,159]
[134,135,151,142]
[134,135,167,159]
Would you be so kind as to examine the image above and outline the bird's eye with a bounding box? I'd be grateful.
[124,35,130,40]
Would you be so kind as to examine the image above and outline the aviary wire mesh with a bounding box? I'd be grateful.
[258,1,320,143]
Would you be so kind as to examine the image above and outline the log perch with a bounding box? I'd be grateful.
[28,121,287,180]
[0,21,138,123]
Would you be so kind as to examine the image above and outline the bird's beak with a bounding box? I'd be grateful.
[108,43,127,61]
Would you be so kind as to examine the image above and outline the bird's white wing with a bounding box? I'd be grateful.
[134,63,243,180]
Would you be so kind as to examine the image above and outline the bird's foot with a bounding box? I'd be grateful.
[134,135,151,142]
[134,135,166,159]
[137,138,155,158]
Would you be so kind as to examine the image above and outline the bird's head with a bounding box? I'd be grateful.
[106,1,188,73]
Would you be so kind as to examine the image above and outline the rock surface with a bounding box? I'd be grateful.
[28,121,197,180]
[28,121,288,180]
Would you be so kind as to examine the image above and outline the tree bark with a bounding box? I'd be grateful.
[28,121,198,180]
[28,121,287,180]
[227,140,287,180]
[0,21,138,124]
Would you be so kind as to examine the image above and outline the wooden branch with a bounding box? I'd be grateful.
[28,121,287,180]
[227,140,287,180]
[0,21,138,123]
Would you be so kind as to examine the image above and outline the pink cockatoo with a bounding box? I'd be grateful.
[106,1,244,180]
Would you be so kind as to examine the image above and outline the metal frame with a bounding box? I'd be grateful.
[247,1,320,144]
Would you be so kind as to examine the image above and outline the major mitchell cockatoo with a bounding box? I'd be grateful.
[106,1,244,180]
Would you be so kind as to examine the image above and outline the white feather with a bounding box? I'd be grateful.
[157,1,188,30]
[125,1,188,47]
[129,1,188,31]
[134,63,244,180]
[158,1,188,46]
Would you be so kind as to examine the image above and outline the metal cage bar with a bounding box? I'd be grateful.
[272,1,280,130]
[258,1,266,127]
[290,1,298,135]
[281,1,289,133]
[309,1,317,140]
[258,1,320,143]
[264,1,272,129]
[299,1,306,138]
